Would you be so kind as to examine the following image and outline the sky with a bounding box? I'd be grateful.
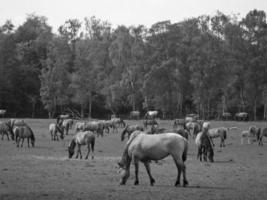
[0,0,266,32]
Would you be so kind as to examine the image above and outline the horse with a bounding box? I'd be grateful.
[241,126,260,145]
[195,128,214,162]
[130,111,140,119]
[143,119,158,129]
[185,121,201,138]
[117,130,189,186]
[149,126,189,139]
[208,127,227,147]
[110,118,125,129]
[14,125,35,148]
[0,109,6,118]
[258,128,267,146]
[145,111,158,120]
[74,121,86,132]
[49,123,64,141]
[68,131,95,159]
[121,124,144,141]
[173,118,186,129]
[222,112,232,120]
[0,120,14,140]
[235,112,248,121]
[62,119,74,135]
[84,121,104,137]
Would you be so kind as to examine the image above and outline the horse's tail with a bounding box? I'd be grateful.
[27,126,35,146]
[257,128,261,141]
[182,139,188,162]
[223,130,227,140]
[91,136,95,153]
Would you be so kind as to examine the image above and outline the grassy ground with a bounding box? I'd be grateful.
[0,119,267,200]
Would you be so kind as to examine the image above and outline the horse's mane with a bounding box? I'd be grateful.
[119,131,142,167]
[121,125,129,141]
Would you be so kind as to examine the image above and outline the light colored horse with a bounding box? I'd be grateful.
[62,119,74,135]
[185,121,201,138]
[118,130,189,186]
[68,131,95,159]
[145,111,158,119]
[0,109,6,117]
[121,124,144,141]
[74,121,86,132]
[14,125,35,148]
[241,126,260,145]
[235,112,248,121]
[49,123,64,141]
[208,128,227,147]
[258,128,267,146]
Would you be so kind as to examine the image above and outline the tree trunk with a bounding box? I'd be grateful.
[88,98,92,119]
[254,99,257,121]
[80,104,84,119]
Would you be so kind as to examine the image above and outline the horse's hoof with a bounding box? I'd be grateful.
[150,179,155,186]
[183,180,189,187]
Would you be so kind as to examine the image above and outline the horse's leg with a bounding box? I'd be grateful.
[75,145,80,159]
[21,138,25,147]
[143,161,155,186]
[85,143,90,159]
[133,157,139,185]
[27,138,30,147]
[17,138,20,147]
[173,156,188,187]
[78,144,82,159]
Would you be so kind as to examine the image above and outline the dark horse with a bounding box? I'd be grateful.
[68,131,95,159]
[14,125,35,148]
[0,120,14,140]
[195,129,214,162]
[118,130,189,186]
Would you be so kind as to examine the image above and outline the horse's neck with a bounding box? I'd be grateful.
[69,139,76,149]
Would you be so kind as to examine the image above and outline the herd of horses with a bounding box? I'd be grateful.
[1,110,267,187]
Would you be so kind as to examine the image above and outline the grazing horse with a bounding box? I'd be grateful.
[68,131,95,159]
[49,123,64,141]
[130,111,140,119]
[118,130,189,186]
[258,128,267,146]
[0,121,14,140]
[195,129,214,162]
[222,112,232,120]
[143,119,158,129]
[62,119,74,135]
[241,126,260,145]
[145,111,158,120]
[14,125,35,148]
[121,124,144,141]
[111,118,126,129]
[235,112,248,121]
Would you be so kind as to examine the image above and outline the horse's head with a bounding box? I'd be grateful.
[117,160,130,185]
[68,140,76,158]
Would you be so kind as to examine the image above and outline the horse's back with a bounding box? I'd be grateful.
[75,131,95,145]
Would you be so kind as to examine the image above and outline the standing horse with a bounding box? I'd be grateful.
[62,119,74,135]
[185,121,201,138]
[145,111,158,120]
[208,127,227,147]
[0,120,14,140]
[173,119,186,129]
[130,111,140,119]
[235,112,248,121]
[68,131,95,159]
[49,123,64,141]
[195,130,214,162]
[143,119,158,129]
[84,121,104,137]
[121,124,144,141]
[240,126,260,145]
[258,128,267,146]
[118,130,189,186]
[14,125,35,148]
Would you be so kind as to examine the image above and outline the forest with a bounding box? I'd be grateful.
[0,9,267,120]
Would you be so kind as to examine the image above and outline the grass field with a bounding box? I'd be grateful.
[0,119,267,200]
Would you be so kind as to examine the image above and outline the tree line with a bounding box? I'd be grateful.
[0,10,267,120]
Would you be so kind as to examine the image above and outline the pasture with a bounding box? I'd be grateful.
[1,119,267,200]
